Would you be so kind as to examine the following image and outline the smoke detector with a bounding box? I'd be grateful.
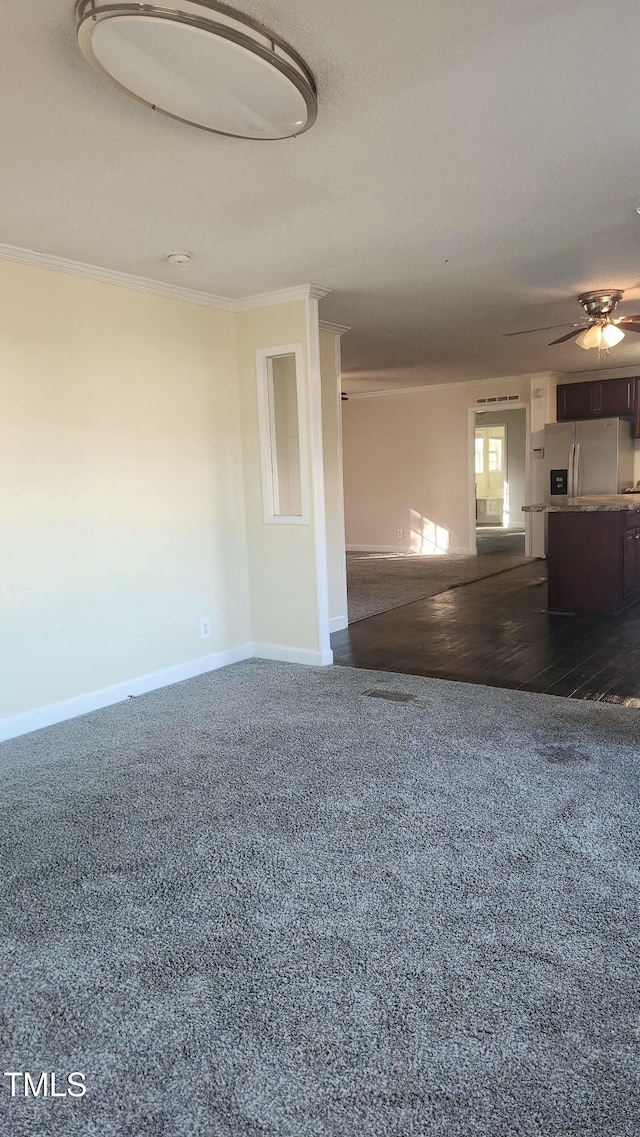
[166,252,192,266]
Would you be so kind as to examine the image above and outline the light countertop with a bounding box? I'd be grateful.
[523,495,640,513]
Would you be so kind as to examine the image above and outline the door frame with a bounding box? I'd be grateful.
[467,403,532,557]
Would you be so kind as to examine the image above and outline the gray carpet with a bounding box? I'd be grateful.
[347,550,529,623]
[1,660,639,1136]
[476,527,526,556]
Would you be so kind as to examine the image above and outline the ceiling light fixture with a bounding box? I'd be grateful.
[75,0,317,140]
[575,324,603,350]
[508,290,639,350]
[601,322,625,347]
[575,321,626,350]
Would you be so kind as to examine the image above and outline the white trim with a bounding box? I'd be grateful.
[346,544,470,554]
[347,544,406,553]
[346,371,563,399]
[0,644,253,743]
[305,295,332,658]
[467,407,478,556]
[0,242,234,310]
[0,640,341,743]
[255,343,310,525]
[235,284,330,310]
[0,242,331,314]
[329,615,349,632]
[319,320,350,336]
[350,383,525,400]
[328,331,349,628]
[252,642,333,666]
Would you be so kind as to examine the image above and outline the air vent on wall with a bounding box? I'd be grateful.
[476,394,521,405]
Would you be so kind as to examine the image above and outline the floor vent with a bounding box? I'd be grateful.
[364,689,416,702]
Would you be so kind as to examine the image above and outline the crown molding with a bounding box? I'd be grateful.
[345,370,560,399]
[0,243,332,314]
[0,242,235,311]
[346,379,526,399]
[346,385,448,399]
[234,284,331,310]
[319,320,350,336]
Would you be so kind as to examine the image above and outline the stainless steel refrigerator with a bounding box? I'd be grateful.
[545,418,634,503]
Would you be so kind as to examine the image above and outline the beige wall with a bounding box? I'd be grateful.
[235,302,325,654]
[343,377,533,554]
[320,330,347,626]
[0,260,250,719]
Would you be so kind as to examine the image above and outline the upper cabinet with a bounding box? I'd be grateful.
[557,381,599,421]
[557,375,640,435]
[596,377,636,417]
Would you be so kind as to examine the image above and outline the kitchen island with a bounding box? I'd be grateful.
[523,496,640,614]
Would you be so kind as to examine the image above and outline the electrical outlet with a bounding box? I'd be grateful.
[200,617,210,639]
[397,528,404,539]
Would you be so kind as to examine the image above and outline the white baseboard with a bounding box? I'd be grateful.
[252,642,333,667]
[347,544,470,555]
[0,644,253,743]
[346,544,401,553]
[0,640,338,743]
[329,615,348,632]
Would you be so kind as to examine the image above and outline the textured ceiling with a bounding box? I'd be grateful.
[2,0,640,390]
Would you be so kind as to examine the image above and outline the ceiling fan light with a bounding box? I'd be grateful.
[575,325,603,350]
[601,323,625,347]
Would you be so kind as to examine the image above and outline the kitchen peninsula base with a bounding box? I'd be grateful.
[524,497,640,615]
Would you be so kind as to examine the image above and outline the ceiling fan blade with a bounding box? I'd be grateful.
[504,323,581,337]
[615,314,640,324]
[620,323,640,334]
[548,328,584,345]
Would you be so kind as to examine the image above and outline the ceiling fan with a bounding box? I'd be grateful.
[505,290,640,349]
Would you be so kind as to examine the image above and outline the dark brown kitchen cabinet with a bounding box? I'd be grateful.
[548,510,640,614]
[556,381,599,421]
[557,375,640,435]
[623,526,640,600]
[597,377,636,417]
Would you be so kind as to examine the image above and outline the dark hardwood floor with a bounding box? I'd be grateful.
[332,561,640,706]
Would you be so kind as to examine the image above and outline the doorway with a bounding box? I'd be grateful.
[475,423,507,527]
[472,408,527,557]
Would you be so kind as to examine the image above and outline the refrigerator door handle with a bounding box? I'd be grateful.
[568,443,575,498]
[573,442,580,498]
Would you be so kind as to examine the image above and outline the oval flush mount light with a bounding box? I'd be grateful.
[75,0,317,139]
